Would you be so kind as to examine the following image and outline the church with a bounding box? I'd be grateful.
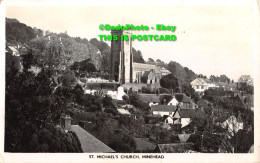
[109,30,162,84]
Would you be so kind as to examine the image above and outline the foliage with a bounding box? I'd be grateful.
[5,70,68,152]
[160,74,179,90]
[6,18,36,44]
[237,75,254,94]
[141,86,152,94]
[132,47,145,63]
[6,53,21,81]
[209,75,230,84]
[128,91,150,114]
[71,59,97,77]
[60,69,77,88]
[167,61,196,85]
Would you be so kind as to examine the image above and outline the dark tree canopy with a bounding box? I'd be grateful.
[160,74,179,90]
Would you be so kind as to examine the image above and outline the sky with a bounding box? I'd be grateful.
[5,2,258,81]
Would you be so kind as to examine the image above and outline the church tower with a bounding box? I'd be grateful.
[110,30,133,84]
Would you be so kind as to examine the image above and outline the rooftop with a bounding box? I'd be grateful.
[151,105,177,112]
[71,125,115,153]
[138,94,172,103]
[117,108,131,115]
[133,63,161,74]
[178,109,196,118]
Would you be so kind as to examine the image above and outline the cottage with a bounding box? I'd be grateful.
[151,105,177,117]
[165,93,195,109]
[172,109,196,128]
[220,113,243,137]
[138,94,172,107]
[158,67,171,76]
[6,46,19,56]
[163,115,174,124]
[190,78,218,93]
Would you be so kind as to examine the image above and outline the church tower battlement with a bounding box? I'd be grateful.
[110,30,133,84]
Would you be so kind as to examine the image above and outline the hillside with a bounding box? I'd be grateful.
[6,18,145,71]
[167,61,197,86]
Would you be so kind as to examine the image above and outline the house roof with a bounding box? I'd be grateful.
[134,138,156,152]
[191,78,212,85]
[151,105,177,112]
[7,46,18,53]
[155,142,194,153]
[71,125,115,153]
[175,93,192,103]
[178,109,196,118]
[133,63,161,74]
[217,82,229,87]
[138,94,161,103]
[158,67,171,73]
[117,108,131,115]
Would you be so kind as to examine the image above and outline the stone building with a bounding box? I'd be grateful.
[109,30,162,84]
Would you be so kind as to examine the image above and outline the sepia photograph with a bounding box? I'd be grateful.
[0,0,260,162]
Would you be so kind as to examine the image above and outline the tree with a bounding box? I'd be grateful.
[147,58,155,64]
[238,75,253,86]
[60,69,77,88]
[160,74,179,90]
[5,70,67,152]
[237,75,254,94]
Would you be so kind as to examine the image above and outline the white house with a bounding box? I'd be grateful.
[158,67,171,76]
[172,109,196,128]
[165,93,195,109]
[190,78,218,93]
[167,95,179,106]
[164,116,174,124]
[220,114,243,137]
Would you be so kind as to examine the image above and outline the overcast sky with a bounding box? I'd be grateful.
[6,1,257,81]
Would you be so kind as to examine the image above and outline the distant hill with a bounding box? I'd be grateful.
[5,18,145,71]
[6,18,36,44]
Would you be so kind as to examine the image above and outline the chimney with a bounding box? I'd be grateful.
[61,115,73,132]
[163,98,167,105]
[17,44,19,49]
[157,88,160,95]
[59,37,63,45]
[194,126,197,133]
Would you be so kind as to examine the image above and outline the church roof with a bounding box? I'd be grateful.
[133,63,161,74]
[142,71,152,77]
